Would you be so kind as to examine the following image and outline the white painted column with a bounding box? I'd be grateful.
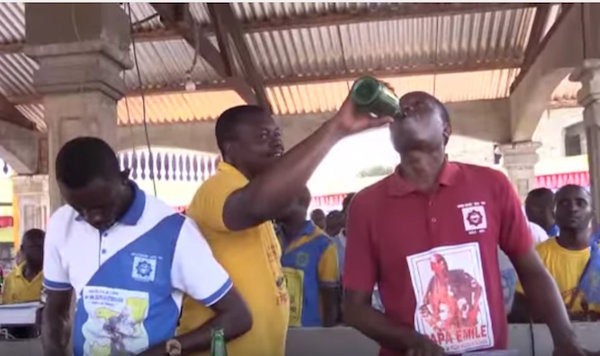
[571,59,600,227]
[498,141,541,201]
[24,4,132,213]
[11,175,49,244]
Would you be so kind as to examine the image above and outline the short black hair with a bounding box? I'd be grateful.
[215,105,267,156]
[326,210,344,220]
[525,188,554,207]
[22,228,45,242]
[55,137,121,189]
[555,184,591,201]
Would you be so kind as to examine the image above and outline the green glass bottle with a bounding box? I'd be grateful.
[350,76,401,118]
[210,328,227,356]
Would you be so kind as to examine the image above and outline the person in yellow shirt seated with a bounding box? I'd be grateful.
[1,229,45,339]
[510,185,600,322]
[177,98,390,356]
[277,188,340,327]
[2,229,45,304]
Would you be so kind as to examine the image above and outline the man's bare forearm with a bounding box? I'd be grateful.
[519,265,576,345]
[42,307,71,356]
[228,120,343,227]
[42,290,74,356]
[141,289,252,355]
[344,303,421,352]
[321,287,341,327]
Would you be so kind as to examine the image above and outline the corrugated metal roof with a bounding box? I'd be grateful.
[0,2,560,131]
[0,53,37,97]
[15,103,45,130]
[244,8,534,81]
[126,3,164,32]
[116,90,245,125]
[116,69,519,123]
[229,3,389,23]
[0,2,25,44]
[269,69,519,115]
[124,39,222,91]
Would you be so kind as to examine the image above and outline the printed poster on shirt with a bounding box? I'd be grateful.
[407,242,494,354]
[81,286,150,356]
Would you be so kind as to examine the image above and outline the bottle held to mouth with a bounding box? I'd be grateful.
[350,76,401,119]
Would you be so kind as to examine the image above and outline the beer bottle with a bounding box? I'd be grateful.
[350,76,401,118]
[210,328,227,356]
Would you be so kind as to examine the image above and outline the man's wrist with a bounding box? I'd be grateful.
[550,325,578,348]
[322,118,347,142]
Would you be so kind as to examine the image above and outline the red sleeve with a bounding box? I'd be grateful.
[495,171,533,258]
[343,192,377,292]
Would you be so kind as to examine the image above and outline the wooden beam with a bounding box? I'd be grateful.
[521,4,551,69]
[150,3,257,104]
[0,92,35,130]
[208,3,270,110]
[510,4,574,93]
[206,4,234,78]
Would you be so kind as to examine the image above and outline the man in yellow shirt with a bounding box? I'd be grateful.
[510,185,600,321]
[178,97,390,356]
[2,229,45,304]
[277,188,340,327]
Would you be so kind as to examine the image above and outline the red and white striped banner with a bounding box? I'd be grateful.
[535,171,590,190]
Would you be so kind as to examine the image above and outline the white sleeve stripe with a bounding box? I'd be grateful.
[199,279,233,307]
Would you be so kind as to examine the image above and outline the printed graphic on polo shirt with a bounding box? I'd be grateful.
[81,286,149,356]
[407,242,494,354]
[457,201,488,235]
[131,255,157,282]
[283,267,304,327]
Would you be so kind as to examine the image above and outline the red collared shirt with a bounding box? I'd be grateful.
[343,162,532,355]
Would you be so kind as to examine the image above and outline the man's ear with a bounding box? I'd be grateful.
[222,141,233,163]
[443,124,452,146]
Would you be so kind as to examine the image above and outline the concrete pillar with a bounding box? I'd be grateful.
[571,59,600,227]
[24,4,132,212]
[12,175,49,244]
[498,141,541,201]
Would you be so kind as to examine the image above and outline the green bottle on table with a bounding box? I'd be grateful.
[210,328,227,356]
[350,76,401,118]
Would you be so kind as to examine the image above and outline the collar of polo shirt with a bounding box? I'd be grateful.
[387,160,460,197]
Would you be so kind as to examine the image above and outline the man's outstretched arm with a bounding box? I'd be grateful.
[512,249,585,355]
[223,97,392,231]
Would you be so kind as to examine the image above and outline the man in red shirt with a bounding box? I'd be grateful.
[342,91,588,356]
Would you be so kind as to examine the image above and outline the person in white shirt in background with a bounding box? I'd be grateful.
[499,206,550,314]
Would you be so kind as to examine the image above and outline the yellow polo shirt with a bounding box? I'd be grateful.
[2,263,43,304]
[177,162,289,356]
[517,238,600,315]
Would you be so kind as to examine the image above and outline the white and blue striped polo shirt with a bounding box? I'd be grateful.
[43,182,232,356]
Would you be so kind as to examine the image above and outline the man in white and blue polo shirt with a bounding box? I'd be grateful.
[42,137,251,356]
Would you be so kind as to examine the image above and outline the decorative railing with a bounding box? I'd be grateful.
[0,159,12,178]
[118,150,220,183]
